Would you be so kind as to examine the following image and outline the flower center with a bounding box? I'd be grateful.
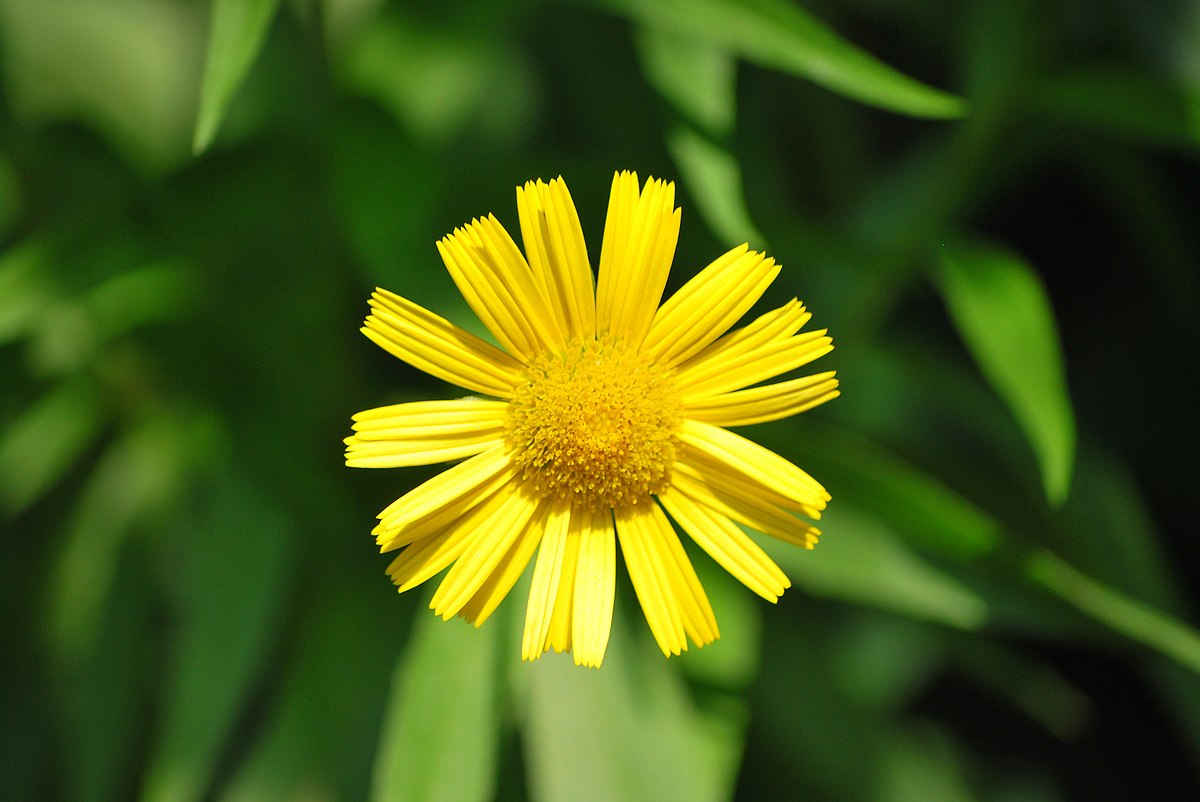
[506,336,681,510]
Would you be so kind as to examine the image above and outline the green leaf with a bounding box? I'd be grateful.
[141,477,293,802]
[219,579,400,802]
[0,240,53,345]
[877,724,978,802]
[47,413,211,662]
[85,263,197,338]
[770,505,989,631]
[370,605,500,802]
[598,0,966,119]
[193,0,283,154]
[1026,550,1200,676]
[774,422,1002,559]
[1029,64,1200,151]
[339,15,537,146]
[668,126,767,248]
[938,241,1077,505]
[56,560,158,802]
[0,377,106,515]
[520,613,739,802]
[950,640,1092,740]
[636,27,736,137]
[0,0,205,172]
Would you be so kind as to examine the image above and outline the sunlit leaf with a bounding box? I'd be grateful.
[0,0,204,172]
[938,241,1077,505]
[770,504,988,631]
[141,477,293,802]
[636,27,735,137]
[599,0,966,118]
[668,126,767,248]
[371,603,500,802]
[0,376,106,515]
[193,0,283,154]
[520,614,739,802]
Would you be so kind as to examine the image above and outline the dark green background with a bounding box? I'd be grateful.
[2,0,1198,800]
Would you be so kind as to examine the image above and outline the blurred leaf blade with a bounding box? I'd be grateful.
[635,27,736,138]
[1026,549,1200,676]
[780,423,1003,559]
[937,241,1077,505]
[599,0,967,119]
[47,413,213,661]
[141,477,293,802]
[371,605,500,802]
[668,126,766,248]
[0,240,53,345]
[772,505,989,631]
[1029,64,1200,151]
[0,0,205,172]
[521,614,739,802]
[193,0,283,154]
[0,377,105,515]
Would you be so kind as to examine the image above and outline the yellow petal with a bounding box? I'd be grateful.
[374,446,511,550]
[522,503,573,661]
[570,506,616,668]
[430,487,539,619]
[545,515,581,656]
[364,289,523,397]
[595,172,681,348]
[384,489,510,593]
[458,498,551,627]
[671,461,822,549]
[616,503,684,656]
[517,178,596,341]
[346,398,507,468]
[676,298,809,374]
[643,244,780,366]
[677,328,832,399]
[682,372,840,427]
[437,216,564,361]
[677,419,830,516]
[616,502,718,656]
[659,485,790,601]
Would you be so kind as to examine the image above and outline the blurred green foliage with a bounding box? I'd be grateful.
[2,0,1198,799]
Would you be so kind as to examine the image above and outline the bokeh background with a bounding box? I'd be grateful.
[3,0,1198,800]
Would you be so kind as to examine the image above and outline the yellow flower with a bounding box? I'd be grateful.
[346,172,838,667]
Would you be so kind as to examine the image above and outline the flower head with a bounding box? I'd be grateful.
[346,172,838,667]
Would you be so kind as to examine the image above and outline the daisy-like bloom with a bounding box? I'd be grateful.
[346,172,838,667]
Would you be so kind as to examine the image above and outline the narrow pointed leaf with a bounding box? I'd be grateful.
[938,241,1077,505]
[668,126,767,248]
[193,0,283,153]
[141,478,292,802]
[1026,550,1200,676]
[600,0,966,119]
[0,377,105,515]
[370,606,500,802]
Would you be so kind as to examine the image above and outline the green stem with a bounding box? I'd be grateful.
[1026,549,1200,676]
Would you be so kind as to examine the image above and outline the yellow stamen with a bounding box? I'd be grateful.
[506,336,680,510]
